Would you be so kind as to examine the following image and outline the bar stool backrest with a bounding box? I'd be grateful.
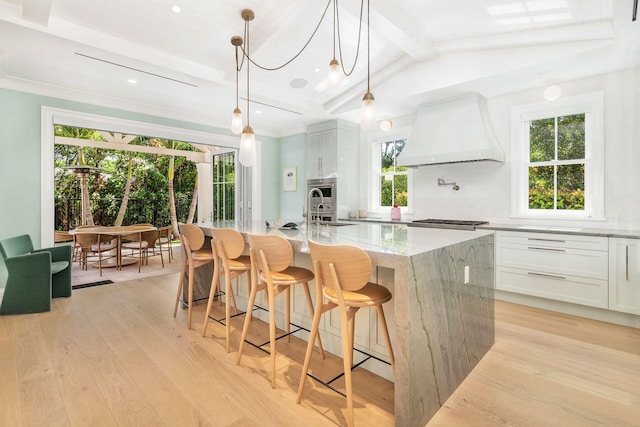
[179,224,205,251]
[246,233,292,273]
[211,228,245,259]
[308,240,371,292]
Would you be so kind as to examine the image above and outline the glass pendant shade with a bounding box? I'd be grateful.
[230,108,243,134]
[328,58,341,86]
[239,125,256,167]
[360,92,377,132]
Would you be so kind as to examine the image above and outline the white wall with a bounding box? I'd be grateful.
[376,67,639,229]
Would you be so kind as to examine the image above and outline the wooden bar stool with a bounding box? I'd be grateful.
[173,224,215,329]
[237,233,325,388]
[296,240,395,427]
[202,228,251,352]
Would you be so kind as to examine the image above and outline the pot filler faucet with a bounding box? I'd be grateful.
[307,187,324,229]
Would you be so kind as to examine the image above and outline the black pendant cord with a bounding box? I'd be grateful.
[239,0,332,71]
[366,0,370,94]
[336,0,365,76]
[633,0,638,21]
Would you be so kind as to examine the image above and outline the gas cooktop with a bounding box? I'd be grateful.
[410,219,489,230]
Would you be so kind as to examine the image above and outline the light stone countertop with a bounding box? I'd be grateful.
[480,223,640,239]
[201,220,494,257]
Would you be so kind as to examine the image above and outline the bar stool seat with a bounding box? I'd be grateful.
[268,266,314,284]
[203,228,251,352]
[297,239,395,427]
[237,233,325,389]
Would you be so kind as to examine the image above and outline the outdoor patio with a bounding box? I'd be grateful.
[69,242,181,288]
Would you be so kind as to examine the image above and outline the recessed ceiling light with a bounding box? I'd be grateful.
[171,5,182,13]
[127,78,137,84]
[255,110,262,114]
[313,67,320,73]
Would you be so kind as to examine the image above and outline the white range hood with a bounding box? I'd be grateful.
[397,93,505,167]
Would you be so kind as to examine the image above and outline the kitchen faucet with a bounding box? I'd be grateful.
[307,187,324,229]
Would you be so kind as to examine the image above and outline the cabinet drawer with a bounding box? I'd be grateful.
[496,243,608,280]
[496,231,608,251]
[496,266,608,308]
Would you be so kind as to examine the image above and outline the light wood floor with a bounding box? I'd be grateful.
[0,273,638,427]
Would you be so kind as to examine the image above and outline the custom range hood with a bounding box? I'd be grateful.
[397,93,505,167]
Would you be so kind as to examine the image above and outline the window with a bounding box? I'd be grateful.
[369,129,412,212]
[212,151,236,221]
[511,92,604,219]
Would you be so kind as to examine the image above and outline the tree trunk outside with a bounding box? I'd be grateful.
[168,156,179,238]
[114,154,133,226]
[79,172,95,226]
[186,175,198,224]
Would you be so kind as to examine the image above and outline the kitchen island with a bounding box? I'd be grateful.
[194,221,495,426]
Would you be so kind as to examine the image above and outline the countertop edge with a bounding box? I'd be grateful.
[480,224,640,239]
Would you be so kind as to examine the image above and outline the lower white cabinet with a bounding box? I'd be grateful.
[608,238,640,314]
[496,231,609,308]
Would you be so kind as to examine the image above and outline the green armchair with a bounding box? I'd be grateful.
[0,234,72,315]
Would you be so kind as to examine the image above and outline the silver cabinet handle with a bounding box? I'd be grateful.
[626,245,629,281]
[527,246,566,252]
[527,272,566,280]
[528,237,566,243]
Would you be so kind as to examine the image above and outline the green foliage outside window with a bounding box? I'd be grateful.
[379,140,408,207]
[528,114,585,211]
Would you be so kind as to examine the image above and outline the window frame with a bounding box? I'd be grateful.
[510,92,604,220]
[367,127,413,214]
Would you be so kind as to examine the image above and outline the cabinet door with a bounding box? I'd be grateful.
[609,238,640,314]
[306,130,337,179]
[306,133,322,179]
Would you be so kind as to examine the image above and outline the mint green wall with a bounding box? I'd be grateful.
[259,134,280,221]
[0,87,281,288]
[279,133,306,221]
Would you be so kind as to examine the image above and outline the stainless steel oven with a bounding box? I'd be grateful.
[307,178,337,223]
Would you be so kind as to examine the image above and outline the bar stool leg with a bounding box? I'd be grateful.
[302,282,325,359]
[285,287,291,342]
[187,263,194,329]
[268,284,278,388]
[202,262,220,337]
[237,277,259,365]
[173,259,187,318]
[296,297,324,403]
[376,305,395,372]
[341,308,355,427]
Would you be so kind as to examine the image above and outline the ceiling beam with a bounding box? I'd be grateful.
[21,0,52,26]
[55,136,207,163]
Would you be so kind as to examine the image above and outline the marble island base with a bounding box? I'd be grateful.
[185,222,495,426]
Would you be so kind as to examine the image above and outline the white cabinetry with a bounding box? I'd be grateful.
[496,231,608,308]
[306,120,359,218]
[608,238,640,314]
[306,129,337,179]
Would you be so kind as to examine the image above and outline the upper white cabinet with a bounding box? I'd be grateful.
[306,120,359,218]
[306,129,337,179]
[496,231,609,308]
[608,238,640,315]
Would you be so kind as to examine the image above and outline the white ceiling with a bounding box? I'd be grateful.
[0,0,638,137]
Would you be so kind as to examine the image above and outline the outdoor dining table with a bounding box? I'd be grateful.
[69,225,157,269]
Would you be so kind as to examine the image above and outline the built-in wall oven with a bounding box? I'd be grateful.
[307,177,337,223]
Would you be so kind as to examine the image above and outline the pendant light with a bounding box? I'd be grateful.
[360,0,377,132]
[328,0,341,87]
[230,36,244,134]
[238,9,256,167]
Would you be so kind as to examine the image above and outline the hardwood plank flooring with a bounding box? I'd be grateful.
[0,273,638,426]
